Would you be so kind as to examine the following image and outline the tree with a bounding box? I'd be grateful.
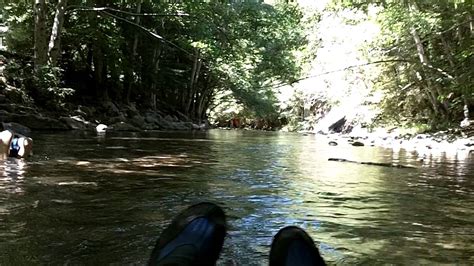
[34,0,48,68]
[48,0,67,66]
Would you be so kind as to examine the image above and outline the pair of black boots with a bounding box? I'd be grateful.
[149,202,326,265]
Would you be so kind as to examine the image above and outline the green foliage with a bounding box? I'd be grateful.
[32,66,74,110]
[4,57,73,110]
[364,0,474,127]
[3,1,34,56]
[2,0,308,125]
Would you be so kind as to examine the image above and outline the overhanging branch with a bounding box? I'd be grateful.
[274,59,455,89]
[68,6,195,57]
[66,6,189,17]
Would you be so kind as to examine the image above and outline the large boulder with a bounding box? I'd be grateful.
[124,103,140,118]
[1,122,31,135]
[107,115,127,125]
[128,115,146,129]
[59,116,95,130]
[109,122,141,132]
[7,113,69,130]
[155,116,174,129]
[73,105,95,119]
[144,112,160,125]
[102,101,121,117]
[175,111,192,122]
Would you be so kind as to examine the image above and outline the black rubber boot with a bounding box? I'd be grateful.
[269,226,326,266]
[148,202,227,266]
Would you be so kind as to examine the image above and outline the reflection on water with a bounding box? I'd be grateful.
[0,158,27,195]
[0,130,473,264]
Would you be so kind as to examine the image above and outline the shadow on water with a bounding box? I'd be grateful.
[0,130,473,264]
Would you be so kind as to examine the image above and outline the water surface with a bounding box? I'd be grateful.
[1,130,473,264]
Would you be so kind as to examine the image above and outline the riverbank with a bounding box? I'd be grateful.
[2,55,473,158]
[320,126,474,160]
[2,100,474,161]
[0,102,208,133]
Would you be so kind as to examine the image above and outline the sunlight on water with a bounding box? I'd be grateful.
[0,130,473,264]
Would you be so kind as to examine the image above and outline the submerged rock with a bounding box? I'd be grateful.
[328,140,338,146]
[351,141,364,147]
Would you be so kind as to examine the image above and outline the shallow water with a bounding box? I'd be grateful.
[0,130,473,264]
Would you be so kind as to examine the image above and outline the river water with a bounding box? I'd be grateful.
[0,130,473,264]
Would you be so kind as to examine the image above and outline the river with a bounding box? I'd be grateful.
[0,130,473,264]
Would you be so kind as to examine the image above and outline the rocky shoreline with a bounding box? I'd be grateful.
[0,101,209,134]
[3,102,474,160]
[2,96,474,161]
[322,127,474,160]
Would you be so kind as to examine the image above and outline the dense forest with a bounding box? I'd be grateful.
[0,0,472,133]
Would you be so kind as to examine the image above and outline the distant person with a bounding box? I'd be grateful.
[0,130,33,159]
[148,202,326,266]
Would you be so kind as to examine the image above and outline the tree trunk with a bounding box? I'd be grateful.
[34,0,48,69]
[132,1,142,56]
[410,26,448,118]
[48,0,67,66]
[149,46,162,109]
[197,90,211,121]
[439,34,456,68]
[469,13,473,37]
[125,0,142,104]
[186,49,201,116]
[93,45,106,99]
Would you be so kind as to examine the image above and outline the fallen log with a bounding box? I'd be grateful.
[328,158,416,169]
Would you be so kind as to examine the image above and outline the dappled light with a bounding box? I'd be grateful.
[1,130,474,264]
[0,0,473,264]
[53,154,204,176]
[0,158,27,195]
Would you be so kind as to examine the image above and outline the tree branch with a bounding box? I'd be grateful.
[97,10,194,57]
[66,6,189,17]
[274,59,454,89]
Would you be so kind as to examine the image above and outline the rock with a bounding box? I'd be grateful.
[1,122,31,136]
[155,116,174,129]
[328,140,338,146]
[0,103,38,115]
[129,115,146,129]
[73,105,94,118]
[107,115,126,125]
[143,123,159,130]
[0,103,15,113]
[175,111,192,122]
[0,110,8,120]
[8,114,69,130]
[144,112,160,124]
[169,121,192,130]
[124,103,140,118]
[103,101,121,116]
[164,115,174,122]
[181,122,194,130]
[351,141,364,147]
[461,118,471,128]
[96,124,107,133]
[109,122,140,132]
[328,116,346,133]
[59,116,94,130]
